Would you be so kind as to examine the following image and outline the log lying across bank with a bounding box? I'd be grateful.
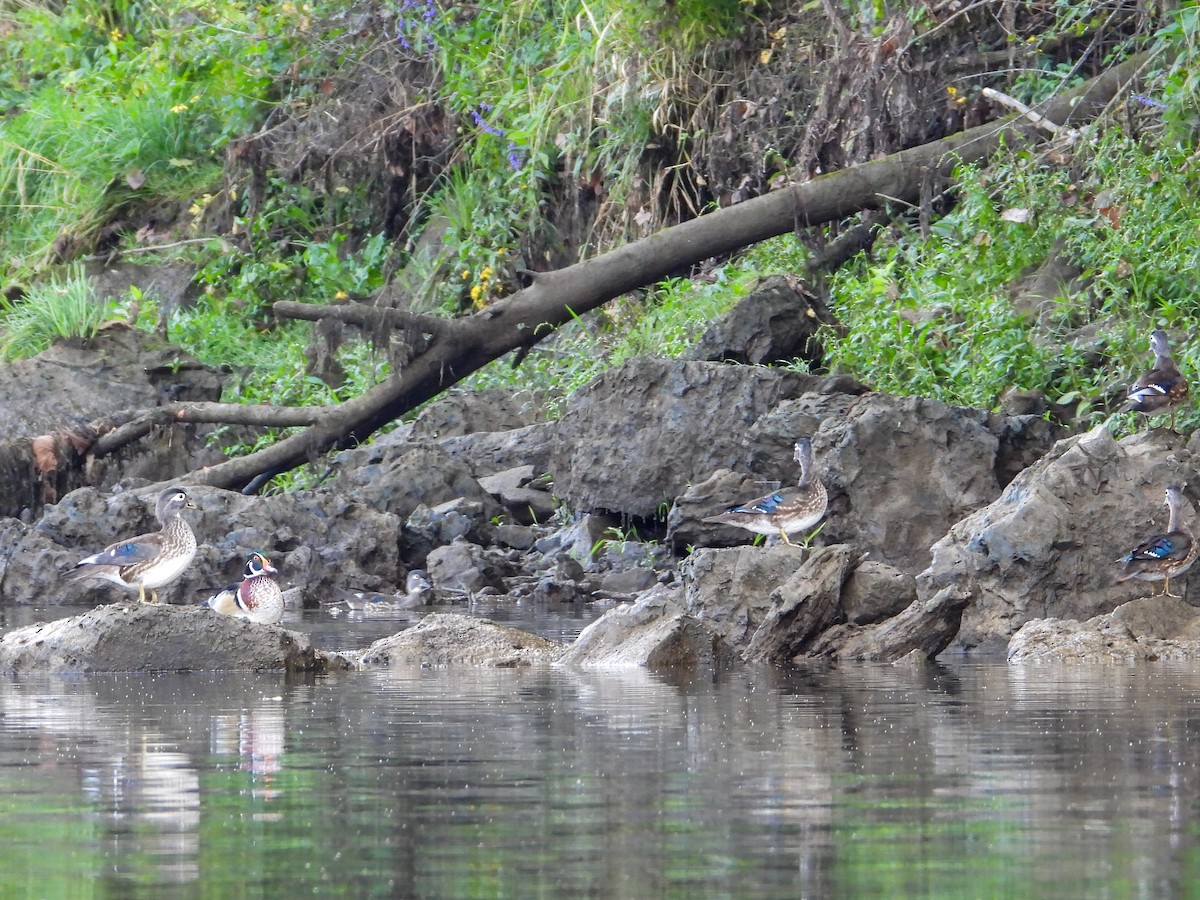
[18,55,1146,496]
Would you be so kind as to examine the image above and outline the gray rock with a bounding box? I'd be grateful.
[0,328,225,514]
[492,523,539,550]
[0,327,220,438]
[681,544,808,649]
[596,567,659,595]
[744,545,858,664]
[426,540,506,594]
[403,499,491,565]
[919,426,1196,652]
[550,357,862,518]
[689,273,838,367]
[842,561,917,625]
[0,603,345,673]
[556,586,737,671]
[807,585,972,662]
[1008,597,1200,663]
[410,388,544,440]
[357,612,563,667]
[534,514,620,566]
[336,441,505,523]
[436,422,555,480]
[819,394,1005,574]
[477,465,557,525]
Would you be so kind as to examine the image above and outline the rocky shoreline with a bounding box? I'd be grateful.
[2,300,1199,671]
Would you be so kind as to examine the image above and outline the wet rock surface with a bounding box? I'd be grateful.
[0,603,343,674]
[2,342,1198,672]
[356,612,563,668]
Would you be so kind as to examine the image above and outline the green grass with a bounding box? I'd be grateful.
[2,0,1199,478]
[0,266,115,360]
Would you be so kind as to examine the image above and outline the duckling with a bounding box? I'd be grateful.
[703,438,828,546]
[1122,329,1190,429]
[66,487,198,604]
[1116,484,1198,598]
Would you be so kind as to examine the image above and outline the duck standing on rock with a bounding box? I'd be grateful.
[703,438,828,546]
[1122,329,1190,429]
[1116,484,1198,598]
[66,487,198,604]
[205,551,285,625]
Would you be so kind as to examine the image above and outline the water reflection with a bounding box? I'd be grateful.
[2,664,1200,895]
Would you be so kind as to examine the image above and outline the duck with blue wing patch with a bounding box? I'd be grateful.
[703,438,828,546]
[65,487,199,604]
[1116,484,1198,598]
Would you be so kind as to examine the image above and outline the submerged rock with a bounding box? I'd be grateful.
[556,585,738,672]
[1008,596,1200,663]
[356,612,563,667]
[0,603,344,674]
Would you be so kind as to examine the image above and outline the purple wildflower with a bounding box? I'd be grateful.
[472,104,506,138]
[1131,93,1168,111]
[506,142,526,172]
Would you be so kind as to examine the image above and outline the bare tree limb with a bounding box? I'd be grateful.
[176,53,1145,492]
[274,300,449,337]
[90,401,327,457]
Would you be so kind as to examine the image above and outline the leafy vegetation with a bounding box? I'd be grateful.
[0,266,115,360]
[0,0,1198,485]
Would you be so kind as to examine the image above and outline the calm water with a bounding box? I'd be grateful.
[3,605,1200,897]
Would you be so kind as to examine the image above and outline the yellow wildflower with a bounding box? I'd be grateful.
[334,290,348,300]
[170,104,188,113]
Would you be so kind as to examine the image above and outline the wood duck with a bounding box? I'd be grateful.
[340,570,433,613]
[66,487,198,604]
[1122,329,1190,428]
[205,551,284,625]
[1116,484,1198,598]
[703,438,828,546]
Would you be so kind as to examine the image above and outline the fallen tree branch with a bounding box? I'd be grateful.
[274,300,449,338]
[982,87,1080,144]
[143,54,1142,492]
[89,401,327,457]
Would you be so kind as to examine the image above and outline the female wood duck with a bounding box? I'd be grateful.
[205,551,284,625]
[67,487,198,604]
[341,570,433,613]
[703,438,828,545]
[1122,329,1190,428]
[1116,484,1198,597]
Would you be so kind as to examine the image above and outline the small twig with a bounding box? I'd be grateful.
[982,87,1080,145]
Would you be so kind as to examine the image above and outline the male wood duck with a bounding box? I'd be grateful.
[205,551,284,625]
[66,487,198,604]
[703,438,828,545]
[1122,329,1190,428]
[1116,484,1198,597]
